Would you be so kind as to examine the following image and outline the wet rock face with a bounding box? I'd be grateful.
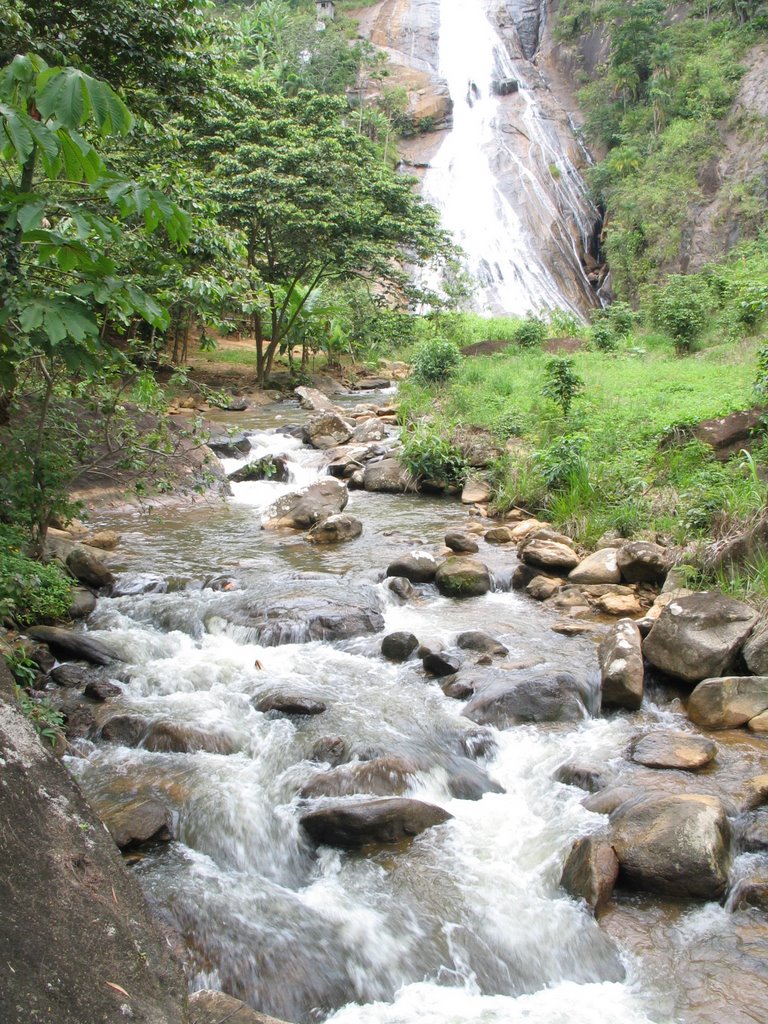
[307,513,363,544]
[445,530,480,553]
[27,626,115,666]
[99,796,174,850]
[462,666,592,727]
[381,632,419,662]
[386,553,439,583]
[300,797,453,848]
[560,835,619,913]
[643,592,759,683]
[228,455,290,484]
[254,694,327,717]
[456,631,508,657]
[302,411,353,450]
[598,620,644,711]
[190,990,290,1024]
[609,793,732,900]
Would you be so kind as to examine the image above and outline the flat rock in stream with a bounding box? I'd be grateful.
[300,797,452,847]
[26,626,115,666]
[190,990,291,1024]
[462,666,592,727]
[630,730,716,770]
[386,552,440,583]
[456,631,508,657]
[209,596,384,645]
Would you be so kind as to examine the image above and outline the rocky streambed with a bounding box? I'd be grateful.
[16,386,768,1024]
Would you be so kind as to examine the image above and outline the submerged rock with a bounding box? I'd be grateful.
[255,694,327,716]
[300,797,452,848]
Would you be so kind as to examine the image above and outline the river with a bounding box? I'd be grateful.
[60,392,768,1024]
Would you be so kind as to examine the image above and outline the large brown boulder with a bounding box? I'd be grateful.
[521,538,580,573]
[300,797,452,847]
[560,835,619,913]
[363,458,414,493]
[302,411,352,449]
[687,676,768,729]
[66,543,115,588]
[598,620,644,710]
[609,793,731,899]
[743,619,768,675]
[294,386,339,412]
[643,592,759,683]
[616,541,671,584]
[263,478,348,529]
[434,557,492,597]
[569,548,621,584]
[386,552,440,583]
[99,796,174,850]
[190,990,289,1024]
[27,625,115,666]
[0,662,188,1024]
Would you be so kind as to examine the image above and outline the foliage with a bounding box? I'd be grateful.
[755,344,768,401]
[647,274,710,353]
[589,320,619,352]
[13,683,65,746]
[399,419,467,485]
[512,313,548,349]
[537,435,589,488]
[0,527,73,625]
[410,337,461,384]
[541,357,585,416]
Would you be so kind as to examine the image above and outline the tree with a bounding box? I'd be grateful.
[0,54,190,545]
[198,79,454,385]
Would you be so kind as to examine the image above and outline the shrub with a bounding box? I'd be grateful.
[650,275,710,354]
[13,685,65,746]
[537,435,588,489]
[589,319,619,352]
[0,527,73,626]
[755,345,768,402]
[548,308,585,338]
[541,357,585,416]
[513,314,548,348]
[399,420,467,485]
[604,300,636,336]
[410,337,461,384]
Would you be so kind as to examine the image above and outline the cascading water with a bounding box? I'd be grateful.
[421,0,599,316]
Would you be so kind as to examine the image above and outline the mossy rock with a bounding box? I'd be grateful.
[434,557,491,598]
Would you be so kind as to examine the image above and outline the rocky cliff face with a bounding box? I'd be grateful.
[354,0,603,315]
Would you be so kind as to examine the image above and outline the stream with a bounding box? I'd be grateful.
[62,393,768,1024]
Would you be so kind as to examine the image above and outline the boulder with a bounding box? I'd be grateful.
[526,575,562,601]
[300,756,418,799]
[48,663,96,689]
[68,588,97,619]
[445,531,479,554]
[307,514,363,544]
[741,774,768,811]
[434,557,492,598]
[263,478,348,529]
[111,572,168,597]
[99,796,173,849]
[84,530,120,551]
[554,763,610,793]
[609,793,731,899]
[206,433,251,458]
[228,456,290,484]
[65,545,115,589]
[598,620,644,710]
[456,631,508,657]
[484,526,514,544]
[741,813,768,852]
[687,676,768,730]
[255,694,327,716]
[692,407,765,460]
[211,594,384,645]
[616,541,671,584]
[83,680,121,702]
[748,709,768,732]
[560,835,619,913]
[521,539,580,573]
[352,418,388,443]
[743,619,768,675]
[462,667,591,727]
[142,721,238,754]
[443,678,475,700]
[294,386,339,412]
[569,548,621,585]
[363,458,413,493]
[26,626,115,667]
[299,797,452,848]
[386,553,439,584]
[422,650,462,677]
[381,632,419,662]
[101,714,149,746]
[643,592,759,683]
[582,786,641,816]
[595,591,644,617]
[190,990,290,1024]
[461,476,492,505]
[387,576,414,601]
[630,730,716,770]
[509,518,548,542]
[302,411,352,449]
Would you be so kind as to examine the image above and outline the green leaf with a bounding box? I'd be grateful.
[17,200,46,232]
[36,67,132,136]
[0,103,35,163]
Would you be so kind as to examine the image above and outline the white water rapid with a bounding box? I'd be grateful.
[421,0,598,316]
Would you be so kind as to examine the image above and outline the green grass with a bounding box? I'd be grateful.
[399,334,767,547]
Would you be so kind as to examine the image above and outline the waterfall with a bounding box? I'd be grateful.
[422,0,598,317]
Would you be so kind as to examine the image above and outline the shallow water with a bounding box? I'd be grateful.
[70,399,768,1024]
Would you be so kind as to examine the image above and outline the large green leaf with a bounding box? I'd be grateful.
[36,67,133,136]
